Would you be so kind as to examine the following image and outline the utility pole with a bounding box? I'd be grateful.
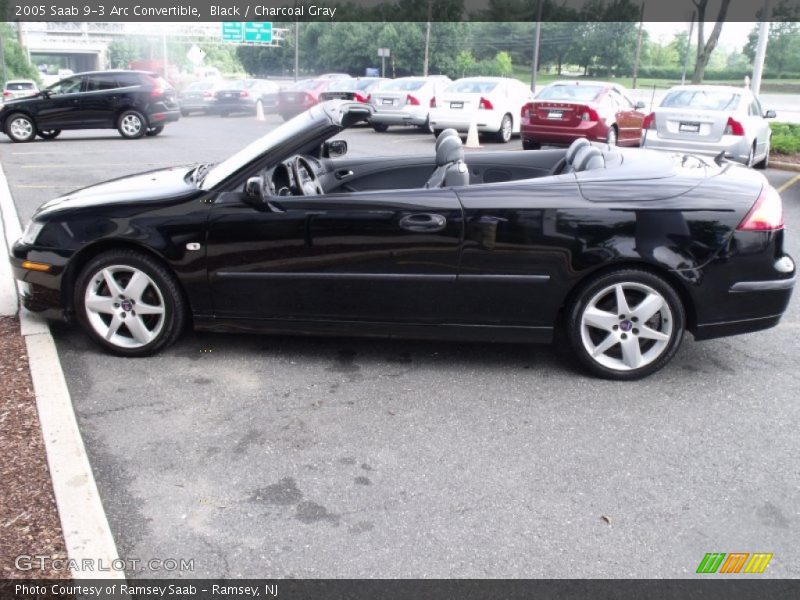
[680,13,695,85]
[0,28,7,85]
[530,0,542,94]
[632,2,645,89]
[751,0,771,95]
[294,21,299,81]
[423,0,432,76]
[162,27,168,80]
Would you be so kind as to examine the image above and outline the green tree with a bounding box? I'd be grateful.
[1,24,40,83]
[455,49,476,77]
[494,51,513,76]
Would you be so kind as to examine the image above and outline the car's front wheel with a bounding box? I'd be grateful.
[565,269,685,380]
[6,113,37,142]
[75,250,187,357]
[117,110,147,139]
[37,129,61,140]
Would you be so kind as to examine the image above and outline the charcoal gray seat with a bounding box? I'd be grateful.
[553,137,591,174]
[573,146,605,172]
[425,134,469,188]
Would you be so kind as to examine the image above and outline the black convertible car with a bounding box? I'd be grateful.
[10,101,795,379]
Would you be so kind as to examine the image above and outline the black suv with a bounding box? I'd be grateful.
[0,70,180,142]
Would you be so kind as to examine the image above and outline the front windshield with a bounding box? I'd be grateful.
[201,104,332,190]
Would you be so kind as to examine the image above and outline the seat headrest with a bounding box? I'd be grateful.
[436,135,464,166]
[573,146,604,171]
[565,137,591,164]
[435,128,459,150]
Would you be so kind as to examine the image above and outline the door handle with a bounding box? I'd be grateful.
[335,170,353,180]
[399,213,447,233]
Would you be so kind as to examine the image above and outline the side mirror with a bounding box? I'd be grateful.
[634,100,646,109]
[764,109,776,119]
[244,176,263,204]
[324,139,348,158]
[40,89,51,99]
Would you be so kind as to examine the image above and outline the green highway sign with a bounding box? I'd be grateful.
[244,22,273,43]
[221,22,243,42]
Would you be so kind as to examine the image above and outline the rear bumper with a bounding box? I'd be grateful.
[370,107,429,127]
[429,110,504,133]
[148,108,180,125]
[521,120,610,145]
[641,132,752,163]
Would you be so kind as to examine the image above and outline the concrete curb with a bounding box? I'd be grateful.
[771,160,800,173]
[0,162,123,580]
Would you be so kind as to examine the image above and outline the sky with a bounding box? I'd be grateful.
[644,22,757,52]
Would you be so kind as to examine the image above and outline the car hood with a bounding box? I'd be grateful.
[36,166,203,219]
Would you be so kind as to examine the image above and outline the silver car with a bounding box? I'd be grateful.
[369,75,451,133]
[641,85,776,168]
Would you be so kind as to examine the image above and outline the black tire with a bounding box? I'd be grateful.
[37,129,61,140]
[372,123,389,132]
[754,139,770,170]
[220,111,229,118]
[5,113,37,142]
[145,126,164,137]
[433,128,443,139]
[494,113,513,143]
[522,138,540,150]
[74,249,187,357]
[607,125,618,146]
[117,110,147,139]
[420,116,434,134]
[180,109,190,117]
[565,269,685,380]
[746,142,756,168]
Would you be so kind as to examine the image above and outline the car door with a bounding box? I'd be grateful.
[206,185,464,323]
[609,89,643,144]
[79,72,122,127]
[35,76,86,130]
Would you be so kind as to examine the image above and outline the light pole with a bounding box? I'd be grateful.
[751,0,772,95]
[530,0,542,93]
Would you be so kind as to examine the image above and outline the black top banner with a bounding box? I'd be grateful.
[1,0,798,22]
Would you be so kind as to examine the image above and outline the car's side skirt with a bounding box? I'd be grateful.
[192,316,554,344]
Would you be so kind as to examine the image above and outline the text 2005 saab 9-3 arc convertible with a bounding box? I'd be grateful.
[10,101,795,380]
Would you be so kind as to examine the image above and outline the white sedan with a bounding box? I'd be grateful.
[429,77,534,143]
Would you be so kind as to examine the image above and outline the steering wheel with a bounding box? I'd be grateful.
[291,156,324,196]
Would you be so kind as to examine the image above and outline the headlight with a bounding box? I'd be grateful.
[21,220,45,245]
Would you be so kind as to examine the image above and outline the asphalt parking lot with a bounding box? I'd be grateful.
[2,114,799,578]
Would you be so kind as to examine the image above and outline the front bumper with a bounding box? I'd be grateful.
[9,245,69,320]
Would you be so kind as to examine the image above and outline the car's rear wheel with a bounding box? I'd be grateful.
[746,142,756,168]
[432,128,443,139]
[145,126,164,137]
[117,110,147,139]
[372,123,389,132]
[522,138,540,150]
[75,250,186,357]
[180,109,189,117]
[6,113,36,143]
[220,110,229,118]
[420,116,434,134]
[37,129,61,140]
[565,269,685,380]
[606,125,618,146]
[494,113,513,143]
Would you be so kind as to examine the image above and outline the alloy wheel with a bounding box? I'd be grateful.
[83,265,166,349]
[579,282,674,372]
[120,114,143,137]
[9,117,34,141]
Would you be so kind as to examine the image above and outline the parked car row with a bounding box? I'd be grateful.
[521,80,776,168]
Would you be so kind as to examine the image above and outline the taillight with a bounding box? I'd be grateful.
[240,90,250,98]
[642,112,656,130]
[354,92,367,103]
[202,91,212,98]
[430,96,436,108]
[724,116,745,136]
[478,97,493,110]
[521,102,532,119]
[406,94,420,106]
[580,107,599,121]
[737,186,783,231]
[365,93,372,103]
[149,87,163,98]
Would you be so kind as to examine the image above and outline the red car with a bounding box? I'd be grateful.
[520,81,646,149]
[277,78,335,121]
